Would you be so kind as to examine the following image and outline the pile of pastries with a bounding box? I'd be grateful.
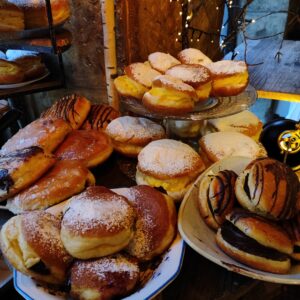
[0,0,70,31]
[114,48,249,115]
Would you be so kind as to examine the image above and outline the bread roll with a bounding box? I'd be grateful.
[0,59,24,84]
[0,1,24,31]
[177,48,212,65]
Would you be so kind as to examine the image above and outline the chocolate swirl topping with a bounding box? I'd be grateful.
[87,104,116,129]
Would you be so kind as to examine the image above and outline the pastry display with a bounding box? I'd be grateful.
[0,146,56,201]
[10,0,71,29]
[206,110,263,141]
[165,64,212,101]
[0,59,24,84]
[207,60,249,97]
[199,131,267,166]
[216,209,292,274]
[81,103,120,130]
[0,211,73,285]
[60,186,136,259]
[142,74,198,115]
[0,0,24,32]
[235,158,300,220]
[117,185,177,261]
[177,48,212,65]
[70,254,140,300]
[41,94,92,129]
[6,160,95,214]
[148,51,180,73]
[105,116,166,157]
[0,117,71,155]
[198,170,237,230]
[136,139,205,201]
[55,129,113,168]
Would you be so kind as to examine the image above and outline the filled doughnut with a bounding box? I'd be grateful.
[177,48,212,65]
[148,52,180,73]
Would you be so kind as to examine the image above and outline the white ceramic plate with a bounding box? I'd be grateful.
[0,71,50,89]
[178,156,300,285]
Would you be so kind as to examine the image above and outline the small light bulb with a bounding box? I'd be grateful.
[211,40,214,43]
[197,38,200,42]
[178,32,181,36]
[190,38,193,42]
[179,11,182,16]
[222,25,225,29]
[216,6,219,10]
[175,38,178,42]
[185,23,188,28]
[251,19,256,23]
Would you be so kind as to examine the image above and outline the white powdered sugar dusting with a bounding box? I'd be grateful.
[202,132,260,159]
[138,139,201,176]
[154,74,196,93]
[106,116,165,142]
[207,60,247,75]
[178,48,212,65]
[148,52,180,73]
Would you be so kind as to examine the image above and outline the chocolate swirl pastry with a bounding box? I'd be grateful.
[198,170,237,230]
[235,158,300,220]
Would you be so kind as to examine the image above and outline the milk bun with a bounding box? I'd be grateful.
[216,209,292,274]
[105,116,166,157]
[177,48,212,65]
[136,139,205,201]
[142,75,197,115]
[0,59,24,84]
[207,60,249,96]
[148,52,180,73]
[70,254,140,300]
[235,158,300,220]
[60,186,136,259]
[0,1,24,31]
[117,185,177,261]
[166,64,212,101]
[0,211,72,285]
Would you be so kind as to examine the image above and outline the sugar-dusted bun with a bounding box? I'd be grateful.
[124,62,161,88]
[207,60,249,96]
[207,110,263,141]
[61,186,136,259]
[198,170,237,230]
[0,1,24,31]
[199,132,267,165]
[0,59,24,84]
[41,94,92,129]
[216,220,291,274]
[0,117,72,155]
[70,254,140,300]
[6,160,95,214]
[55,130,113,168]
[81,104,120,130]
[106,116,166,157]
[142,74,197,115]
[0,147,56,201]
[148,52,180,73]
[166,64,212,101]
[0,211,73,285]
[136,139,205,201]
[117,185,177,261]
[235,158,300,220]
[177,48,212,65]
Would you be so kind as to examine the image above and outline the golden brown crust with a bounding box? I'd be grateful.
[7,160,95,213]
[0,59,24,84]
[235,158,300,220]
[41,94,92,130]
[117,185,177,261]
[216,230,291,274]
[12,56,46,80]
[0,147,56,201]
[0,117,71,155]
[210,84,249,97]
[55,130,113,168]
[0,1,24,32]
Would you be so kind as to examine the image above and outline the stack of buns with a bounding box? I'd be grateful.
[198,157,300,274]
[114,48,249,115]
[0,185,177,299]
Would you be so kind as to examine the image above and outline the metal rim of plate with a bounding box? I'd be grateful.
[121,85,257,121]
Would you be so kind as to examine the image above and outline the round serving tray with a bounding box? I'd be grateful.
[121,85,257,121]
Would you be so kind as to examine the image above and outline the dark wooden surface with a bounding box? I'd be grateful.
[1,153,300,299]
[226,39,300,101]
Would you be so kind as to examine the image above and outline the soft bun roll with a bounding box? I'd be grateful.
[70,254,139,300]
[148,52,180,73]
[216,209,292,274]
[0,211,72,285]
[207,60,249,96]
[61,186,136,259]
[0,1,24,31]
[0,59,24,84]
[105,116,166,157]
[166,64,212,101]
[117,185,176,261]
[142,75,197,115]
[235,158,300,220]
[177,48,212,65]
[198,170,237,230]
[136,139,205,201]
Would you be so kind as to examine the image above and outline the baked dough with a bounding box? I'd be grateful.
[0,1,24,31]
[0,59,24,84]
[177,48,212,65]
[148,52,180,73]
